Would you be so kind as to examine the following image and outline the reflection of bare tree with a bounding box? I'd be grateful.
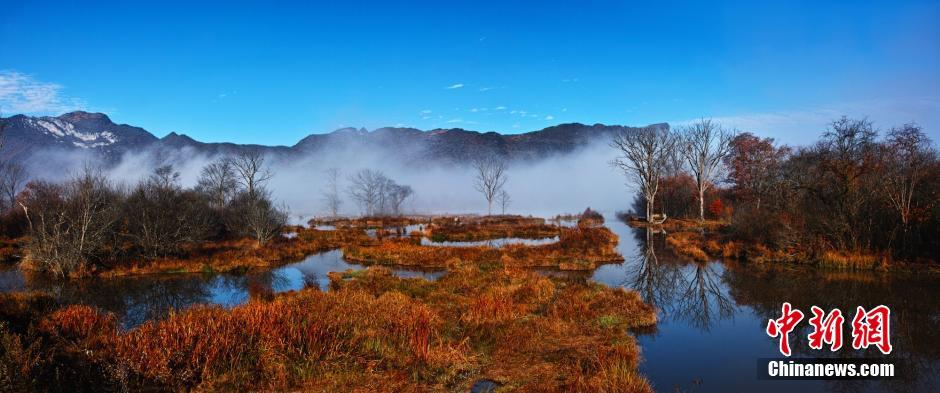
[673,261,735,331]
[624,226,736,331]
[625,228,682,311]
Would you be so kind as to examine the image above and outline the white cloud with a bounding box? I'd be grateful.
[445,118,463,123]
[494,106,507,110]
[545,115,554,120]
[0,70,86,115]
[420,109,432,114]
[445,83,464,90]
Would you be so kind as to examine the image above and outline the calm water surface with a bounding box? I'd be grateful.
[0,250,443,329]
[1,219,937,392]
[597,219,940,393]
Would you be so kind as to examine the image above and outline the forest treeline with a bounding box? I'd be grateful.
[4,152,288,277]
[0,144,423,277]
[613,117,939,263]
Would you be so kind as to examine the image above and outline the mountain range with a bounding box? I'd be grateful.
[0,111,665,166]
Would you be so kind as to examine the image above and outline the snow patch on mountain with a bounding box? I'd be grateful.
[29,117,119,148]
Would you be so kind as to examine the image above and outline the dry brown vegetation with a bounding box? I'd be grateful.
[0,237,21,264]
[1,214,661,391]
[96,227,370,276]
[1,260,657,391]
[344,225,623,271]
[426,215,559,242]
[311,215,430,229]
[629,218,896,269]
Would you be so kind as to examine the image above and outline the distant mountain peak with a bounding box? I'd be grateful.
[23,116,118,149]
[4,111,661,167]
[57,111,112,123]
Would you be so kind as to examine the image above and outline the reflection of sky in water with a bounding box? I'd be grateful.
[549,218,579,228]
[207,276,250,307]
[0,249,444,329]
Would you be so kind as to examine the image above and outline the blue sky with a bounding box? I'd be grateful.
[1,1,938,146]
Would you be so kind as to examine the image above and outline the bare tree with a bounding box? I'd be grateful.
[611,125,674,223]
[881,123,935,243]
[149,165,180,189]
[197,157,238,209]
[0,110,26,211]
[679,119,734,222]
[19,168,121,277]
[387,183,413,216]
[126,165,214,257]
[497,189,511,215]
[0,161,26,211]
[347,169,385,216]
[231,150,272,198]
[322,167,343,217]
[227,188,287,245]
[347,169,414,217]
[472,155,508,215]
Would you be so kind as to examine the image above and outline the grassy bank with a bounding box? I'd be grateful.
[628,218,898,269]
[344,225,623,271]
[1,261,657,391]
[18,227,371,278]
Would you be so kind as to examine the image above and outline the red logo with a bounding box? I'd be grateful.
[807,306,844,351]
[767,303,892,356]
[766,302,804,356]
[851,305,893,354]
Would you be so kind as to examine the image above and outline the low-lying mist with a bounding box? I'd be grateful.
[22,137,634,223]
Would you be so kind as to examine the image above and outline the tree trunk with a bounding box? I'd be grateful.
[698,189,705,222]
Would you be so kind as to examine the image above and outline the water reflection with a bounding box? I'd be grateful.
[595,216,940,393]
[0,249,444,329]
[598,226,736,332]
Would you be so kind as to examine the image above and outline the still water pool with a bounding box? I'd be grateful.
[1,218,937,392]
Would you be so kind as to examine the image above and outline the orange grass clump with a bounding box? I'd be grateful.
[428,215,560,242]
[344,226,623,271]
[819,251,882,270]
[111,290,446,390]
[665,232,710,262]
[1,262,657,391]
[333,263,657,391]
